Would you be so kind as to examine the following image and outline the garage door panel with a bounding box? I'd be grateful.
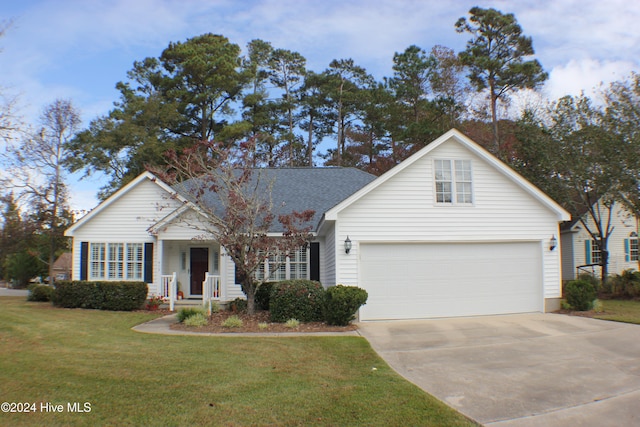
[359,242,542,320]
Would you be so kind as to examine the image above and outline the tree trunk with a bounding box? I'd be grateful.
[489,80,500,155]
[307,115,314,166]
[246,290,256,315]
[601,248,609,285]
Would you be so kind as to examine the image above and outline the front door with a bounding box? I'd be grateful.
[190,248,208,295]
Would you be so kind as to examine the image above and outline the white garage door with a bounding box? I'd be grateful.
[359,242,543,320]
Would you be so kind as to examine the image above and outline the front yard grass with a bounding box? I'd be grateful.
[594,299,640,324]
[0,297,476,426]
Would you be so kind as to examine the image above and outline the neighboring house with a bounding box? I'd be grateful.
[52,252,72,281]
[561,200,640,282]
[65,129,570,320]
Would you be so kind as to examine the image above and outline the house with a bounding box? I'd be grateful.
[65,129,570,320]
[52,252,72,281]
[561,200,640,282]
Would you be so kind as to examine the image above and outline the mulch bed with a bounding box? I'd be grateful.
[169,309,358,334]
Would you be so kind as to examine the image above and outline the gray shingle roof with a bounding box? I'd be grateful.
[177,167,377,232]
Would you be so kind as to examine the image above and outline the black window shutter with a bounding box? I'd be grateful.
[310,242,320,282]
[80,242,88,281]
[144,243,154,283]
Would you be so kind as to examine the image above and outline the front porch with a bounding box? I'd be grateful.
[150,239,245,311]
[159,272,221,312]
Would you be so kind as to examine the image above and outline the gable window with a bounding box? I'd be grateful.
[89,242,145,280]
[434,159,473,204]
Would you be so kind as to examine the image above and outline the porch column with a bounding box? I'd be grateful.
[156,238,163,292]
[220,247,227,301]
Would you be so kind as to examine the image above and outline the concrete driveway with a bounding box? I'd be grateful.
[358,313,640,426]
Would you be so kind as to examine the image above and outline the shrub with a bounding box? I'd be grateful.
[324,285,368,326]
[229,298,247,313]
[255,282,276,310]
[53,281,147,311]
[206,300,221,314]
[564,279,596,311]
[592,299,604,313]
[222,315,243,328]
[605,270,640,299]
[27,284,54,302]
[285,318,300,329]
[269,280,325,323]
[258,322,269,330]
[177,307,207,323]
[5,251,44,288]
[184,313,208,327]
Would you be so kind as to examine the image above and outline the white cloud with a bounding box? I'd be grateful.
[544,58,637,100]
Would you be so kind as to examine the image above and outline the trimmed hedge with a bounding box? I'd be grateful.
[324,285,368,326]
[27,284,55,302]
[564,279,596,311]
[270,280,325,323]
[53,281,148,311]
[255,282,276,310]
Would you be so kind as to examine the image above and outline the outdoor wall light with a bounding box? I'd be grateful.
[550,235,557,251]
[344,236,352,254]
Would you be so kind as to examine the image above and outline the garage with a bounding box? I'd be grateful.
[358,242,543,320]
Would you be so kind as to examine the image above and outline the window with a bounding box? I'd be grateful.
[626,233,638,262]
[255,247,309,281]
[289,247,308,279]
[435,159,473,204]
[90,243,105,280]
[89,243,144,280]
[127,243,144,279]
[591,240,602,264]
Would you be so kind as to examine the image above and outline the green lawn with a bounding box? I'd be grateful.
[595,299,640,324]
[0,297,476,426]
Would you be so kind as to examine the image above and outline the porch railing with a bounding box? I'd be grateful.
[203,272,221,314]
[161,272,177,311]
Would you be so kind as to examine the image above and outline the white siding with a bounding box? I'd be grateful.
[69,178,179,281]
[220,248,245,300]
[156,210,216,241]
[316,236,327,286]
[332,139,563,299]
[322,223,337,287]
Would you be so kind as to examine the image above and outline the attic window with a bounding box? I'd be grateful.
[434,159,473,204]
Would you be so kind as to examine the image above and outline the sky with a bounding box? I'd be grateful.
[1,0,639,214]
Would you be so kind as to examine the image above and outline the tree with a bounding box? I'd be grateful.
[267,48,307,166]
[601,73,640,217]
[296,71,333,166]
[456,7,547,155]
[323,59,374,165]
[4,99,78,284]
[153,139,314,314]
[343,82,395,175]
[515,95,625,282]
[429,45,468,130]
[386,45,442,152]
[67,34,247,197]
[0,193,35,281]
[0,20,22,143]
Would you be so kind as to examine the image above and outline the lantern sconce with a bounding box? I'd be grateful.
[344,236,352,254]
[550,235,557,251]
